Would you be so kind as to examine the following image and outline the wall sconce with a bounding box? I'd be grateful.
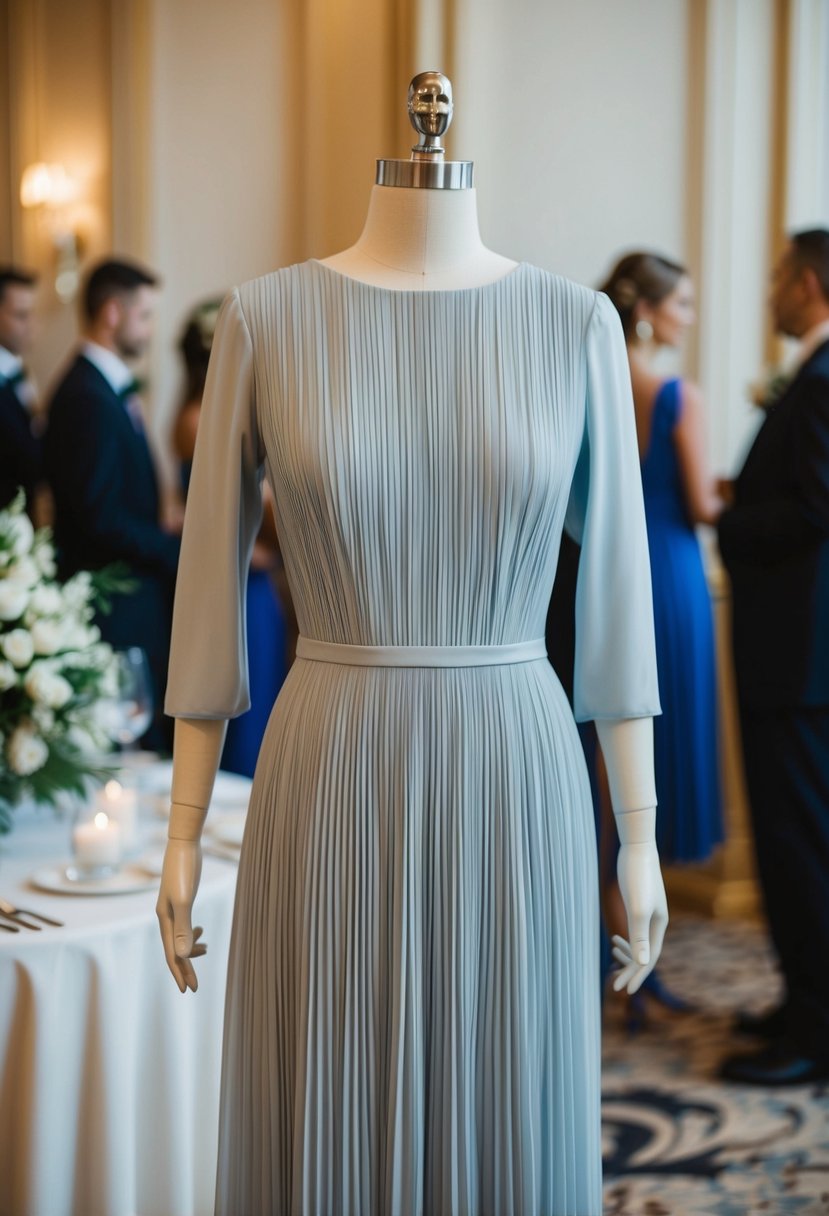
[20,162,83,303]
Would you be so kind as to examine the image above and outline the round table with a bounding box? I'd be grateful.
[0,762,246,1216]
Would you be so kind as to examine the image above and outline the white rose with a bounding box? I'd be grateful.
[0,580,29,621]
[91,698,122,736]
[6,513,34,557]
[31,618,64,656]
[64,622,99,650]
[2,628,34,668]
[6,556,39,588]
[32,704,55,733]
[34,543,57,578]
[0,660,17,691]
[7,724,49,776]
[66,722,103,756]
[29,584,64,616]
[62,572,92,610]
[24,665,72,709]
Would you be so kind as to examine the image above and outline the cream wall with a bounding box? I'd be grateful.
[140,0,292,483]
[452,0,689,289]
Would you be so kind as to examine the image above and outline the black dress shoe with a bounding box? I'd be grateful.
[733,1004,788,1040]
[720,1040,829,1086]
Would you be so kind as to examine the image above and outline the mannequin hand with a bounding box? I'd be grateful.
[156,838,206,993]
[612,841,668,994]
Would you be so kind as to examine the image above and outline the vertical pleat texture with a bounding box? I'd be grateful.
[253,262,590,650]
[214,263,613,1215]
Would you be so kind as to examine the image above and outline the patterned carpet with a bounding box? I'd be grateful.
[601,915,829,1215]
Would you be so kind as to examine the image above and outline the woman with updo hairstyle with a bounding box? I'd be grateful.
[598,251,725,1019]
[173,297,288,777]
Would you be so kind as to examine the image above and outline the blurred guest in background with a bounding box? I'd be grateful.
[44,258,179,750]
[599,251,724,1019]
[718,230,829,1085]
[173,297,287,777]
[0,267,43,516]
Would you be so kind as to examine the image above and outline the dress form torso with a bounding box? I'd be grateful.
[320,184,517,289]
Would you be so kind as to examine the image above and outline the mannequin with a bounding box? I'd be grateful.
[158,72,666,999]
[158,72,667,1213]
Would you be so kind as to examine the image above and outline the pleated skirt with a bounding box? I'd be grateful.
[215,656,602,1216]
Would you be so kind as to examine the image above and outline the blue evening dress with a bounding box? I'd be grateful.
[641,378,724,863]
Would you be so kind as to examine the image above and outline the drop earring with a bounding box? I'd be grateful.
[635,319,654,343]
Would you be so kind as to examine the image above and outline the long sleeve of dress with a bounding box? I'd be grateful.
[165,288,264,718]
[564,292,661,723]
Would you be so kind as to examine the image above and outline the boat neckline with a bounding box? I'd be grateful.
[307,258,529,296]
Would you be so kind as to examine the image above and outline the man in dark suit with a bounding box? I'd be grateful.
[718,229,829,1085]
[0,267,42,513]
[45,259,180,750]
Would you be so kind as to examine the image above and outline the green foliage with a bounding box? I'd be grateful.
[89,564,139,616]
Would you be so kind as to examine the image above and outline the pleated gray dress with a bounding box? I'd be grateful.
[166,260,659,1216]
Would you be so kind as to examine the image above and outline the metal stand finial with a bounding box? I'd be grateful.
[376,71,473,190]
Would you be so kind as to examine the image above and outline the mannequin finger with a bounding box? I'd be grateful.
[179,957,199,993]
[612,944,633,965]
[627,963,655,996]
[184,925,207,958]
[612,962,638,992]
[628,917,651,966]
[156,904,178,967]
[159,918,187,993]
[172,904,195,958]
[649,910,668,965]
[611,934,630,951]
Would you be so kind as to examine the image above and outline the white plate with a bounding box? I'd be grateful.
[29,863,159,897]
[208,813,246,848]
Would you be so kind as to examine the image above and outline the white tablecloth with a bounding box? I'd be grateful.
[0,764,245,1216]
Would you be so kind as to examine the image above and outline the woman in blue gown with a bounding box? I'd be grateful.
[599,253,725,1015]
[173,299,288,777]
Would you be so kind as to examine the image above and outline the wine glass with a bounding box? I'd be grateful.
[112,647,153,756]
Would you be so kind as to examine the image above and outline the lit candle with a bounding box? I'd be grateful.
[96,779,139,854]
[72,811,122,872]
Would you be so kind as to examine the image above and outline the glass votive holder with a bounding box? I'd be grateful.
[95,775,140,857]
[68,808,122,881]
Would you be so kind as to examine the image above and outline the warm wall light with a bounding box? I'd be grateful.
[20,162,82,302]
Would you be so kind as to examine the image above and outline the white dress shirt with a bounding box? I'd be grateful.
[80,340,134,395]
[0,343,37,410]
[794,318,829,373]
[0,344,23,382]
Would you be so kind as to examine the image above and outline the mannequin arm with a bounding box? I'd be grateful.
[595,717,668,994]
[156,717,227,992]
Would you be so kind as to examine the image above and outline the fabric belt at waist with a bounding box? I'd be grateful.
[295,637,548,669]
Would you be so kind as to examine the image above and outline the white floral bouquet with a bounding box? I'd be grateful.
[0,491,133,832]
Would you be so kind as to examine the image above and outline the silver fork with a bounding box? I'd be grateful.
[0,897,63,928]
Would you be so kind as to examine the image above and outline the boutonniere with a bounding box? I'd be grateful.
[748,365,791,412]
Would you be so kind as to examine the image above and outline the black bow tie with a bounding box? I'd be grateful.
[119,378,142,400]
